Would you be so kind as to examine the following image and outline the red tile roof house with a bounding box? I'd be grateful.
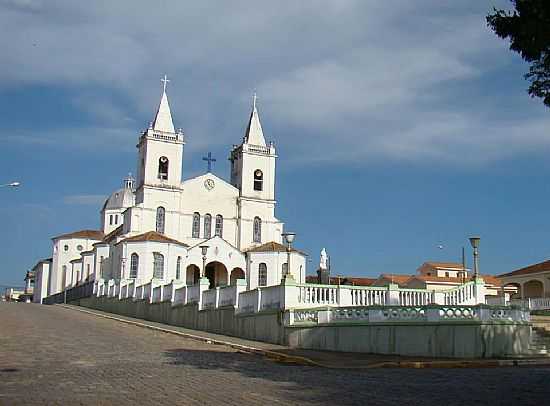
[498,259,550,299]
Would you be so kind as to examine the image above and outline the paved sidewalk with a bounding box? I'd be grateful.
[62,303,550,369]
[2,302,550,405]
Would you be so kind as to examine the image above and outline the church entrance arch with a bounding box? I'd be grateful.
[205,261,228,289]
[186,264,200,285]
[230,268,245,285]
[523,280,544,298]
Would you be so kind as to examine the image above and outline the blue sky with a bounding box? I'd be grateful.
[1,0,549,287]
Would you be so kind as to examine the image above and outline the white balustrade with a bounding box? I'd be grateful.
[297,284,338,307]
[202,288,219,309]
[173,285,187,305]
[152,286,162,303]
[237,289,260,314]
[162,283,173,302]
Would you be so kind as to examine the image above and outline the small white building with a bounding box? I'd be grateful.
[36,80,306,297]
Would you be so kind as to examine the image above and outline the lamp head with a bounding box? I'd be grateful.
[469,236,480,249]
[282,232,296,245]
[199,245,209,256]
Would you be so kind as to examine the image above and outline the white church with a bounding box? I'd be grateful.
[33,78,307,302]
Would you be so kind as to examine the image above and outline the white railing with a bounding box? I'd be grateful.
[173,285,187,305]
[202,288,219,309]
[187,284,200,303]
[162,283,173,302]
[97,278,488,314]
[237,289,260,314]
[348,287,388,306]
[260,285,282,311]
[441,281,477,305]
[298,284,338,307]
[142,282,152,301]
[510,297,550,310]
[152,286,162,303]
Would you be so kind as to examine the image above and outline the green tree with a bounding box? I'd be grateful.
[487,0,550,108]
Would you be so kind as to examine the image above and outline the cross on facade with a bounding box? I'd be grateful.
[161,74,170,92]
[202,152,217,172]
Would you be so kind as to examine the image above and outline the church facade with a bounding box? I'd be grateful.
[34,79,306,303]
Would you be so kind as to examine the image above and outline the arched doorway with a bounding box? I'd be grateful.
[205,261,228,289]
[230,268,245,285]
[523,280,544,298]
[186,264,200,285]
[505,283,521,299]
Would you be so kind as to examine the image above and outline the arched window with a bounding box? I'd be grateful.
[153,253,164,279]
[258,263,267,287]
[204,214,212,238]
[192,212,200,238]
[156,207,165,234]
[158,156,169,180]
[86,264,90,280]
[254,169,263,191]
[253,217,262,243]
[215,215,223,237]
[130,253,139,279]
[176,256,181,280]
[99,256,104,278]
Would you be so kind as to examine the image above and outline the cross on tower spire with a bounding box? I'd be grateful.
[253,91,257,110]
[161,74,170,93]
[202,152,217,172]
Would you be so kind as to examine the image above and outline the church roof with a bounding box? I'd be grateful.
[498,259,550,278]
[52,230,104,241]
[243,95,266,147]
[152,87,175,133]
[117,231,189,247]
[245,241,305,255]
[103,225,124,244]
[102,188,135,211]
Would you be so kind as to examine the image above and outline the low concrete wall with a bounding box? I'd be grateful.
[75,297,531,358]
[77,297,285,345]
[286,323,531,358]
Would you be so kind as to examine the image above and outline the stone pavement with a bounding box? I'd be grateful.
[1,303,550,405]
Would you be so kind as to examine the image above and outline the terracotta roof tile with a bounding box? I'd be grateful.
[52,229,104,241]
[103,225,124,243]
[117,231,189,247]
[498,260,550,278]
[305,275,376,286]
[423,262,466,269]
[245,241,305,255]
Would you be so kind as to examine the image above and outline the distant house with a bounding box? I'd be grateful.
[306,260,512,300]
[498,260,550,299]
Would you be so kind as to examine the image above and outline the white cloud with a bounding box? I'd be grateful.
[0,0,545,167]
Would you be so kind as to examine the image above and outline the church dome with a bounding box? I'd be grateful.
[102,175,136,211]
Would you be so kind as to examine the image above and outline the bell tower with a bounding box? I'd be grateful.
[230,94,277,201]
[135,75,185,204]
[230,94,281,249]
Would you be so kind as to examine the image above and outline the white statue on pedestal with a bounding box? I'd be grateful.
[320,248,328,270]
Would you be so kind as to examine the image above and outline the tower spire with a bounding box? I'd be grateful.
[243,92,266,146]
[152,74,175,133]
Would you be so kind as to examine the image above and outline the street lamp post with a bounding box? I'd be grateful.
[199,245,209,278]
[469,236,480,279]
[281,232,296,281]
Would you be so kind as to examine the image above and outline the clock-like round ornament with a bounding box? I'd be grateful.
[204,178,215,190]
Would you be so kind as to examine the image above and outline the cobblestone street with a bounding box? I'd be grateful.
[1,302,549,405]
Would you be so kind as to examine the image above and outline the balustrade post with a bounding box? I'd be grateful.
[386,283,400,305]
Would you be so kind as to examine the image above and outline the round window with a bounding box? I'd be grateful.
[77,245,83,251]
[64,245,69,251]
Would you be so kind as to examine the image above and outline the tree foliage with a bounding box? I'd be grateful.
[487,0,550,108]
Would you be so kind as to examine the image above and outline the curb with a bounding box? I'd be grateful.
[55,304,550,370]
